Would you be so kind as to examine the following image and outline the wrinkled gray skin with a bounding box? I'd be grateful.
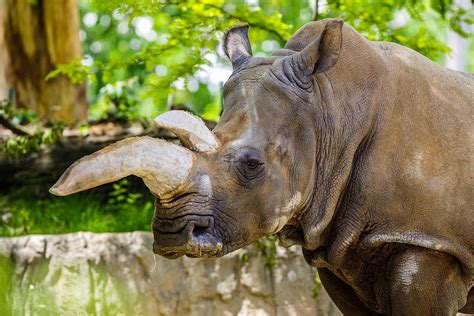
[52,19,473,315]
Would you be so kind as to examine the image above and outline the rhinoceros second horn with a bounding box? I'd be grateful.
[49,136,194,197]
[154,110,220,153]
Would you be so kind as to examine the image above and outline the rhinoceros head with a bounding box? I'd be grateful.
[50,19,344,258]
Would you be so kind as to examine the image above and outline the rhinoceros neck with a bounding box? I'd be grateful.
[285,29,387,252]
[294,27,474,278]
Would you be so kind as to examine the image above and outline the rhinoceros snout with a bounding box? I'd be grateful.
[152,215,223,258]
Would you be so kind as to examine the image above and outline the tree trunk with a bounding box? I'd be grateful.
[0,0,86,124]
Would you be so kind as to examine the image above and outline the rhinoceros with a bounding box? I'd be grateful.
[50,19,473,315]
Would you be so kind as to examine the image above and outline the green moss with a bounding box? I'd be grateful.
[0,256,14,316]
[312,273,322,300]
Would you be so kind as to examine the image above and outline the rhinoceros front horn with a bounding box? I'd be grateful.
[49,136,194,197]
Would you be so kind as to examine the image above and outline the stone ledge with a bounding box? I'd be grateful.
[0,232,340,315]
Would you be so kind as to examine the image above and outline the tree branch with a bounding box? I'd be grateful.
[206,3,288,42]
[314,0,319,21]
[0,115,31,136]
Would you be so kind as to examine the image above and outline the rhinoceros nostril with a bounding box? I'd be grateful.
[191,216,215,235]
[153,219,188,234]
[191,224,210,237]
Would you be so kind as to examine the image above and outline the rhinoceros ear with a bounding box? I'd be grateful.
[224,25,253,68]
[291,19,343,74]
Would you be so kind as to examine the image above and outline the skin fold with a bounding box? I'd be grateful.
[51,19,473,315]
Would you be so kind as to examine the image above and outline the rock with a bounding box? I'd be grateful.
[0,232,341,315]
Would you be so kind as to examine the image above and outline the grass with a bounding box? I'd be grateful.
[0,179,154,237]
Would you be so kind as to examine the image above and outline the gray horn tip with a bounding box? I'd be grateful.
[49,184,68,196]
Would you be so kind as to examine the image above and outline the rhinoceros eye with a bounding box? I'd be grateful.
[237,158,265,182]
[244,159,262,170]
[232,148,265,182]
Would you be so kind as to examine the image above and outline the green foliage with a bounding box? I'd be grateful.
[0,101,65,157]
[0,184,153,236]
[90,0,292,40]
[239,250,250,263]
[52,0,294,122]
[252,235,278,270]
[447,4,474,37]
[312,273,322,299]
[0,99,13,117]
[108,179,145,207]
[318,1,448,60]
[238,235,279,269]
[2,126,64,157]
[45,58,94,84]
[90,77,142,121]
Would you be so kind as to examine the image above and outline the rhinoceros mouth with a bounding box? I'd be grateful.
[152,217,223,258]
[152,232,223,258]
